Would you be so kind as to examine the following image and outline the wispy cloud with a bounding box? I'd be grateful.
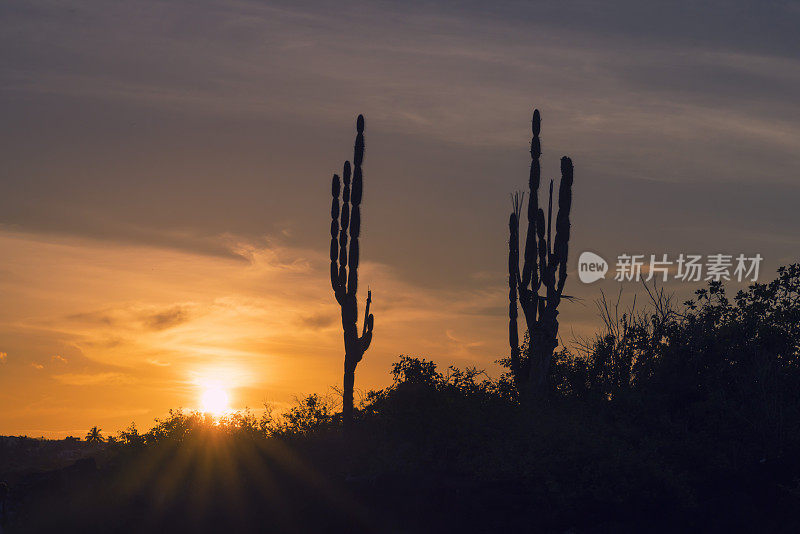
[297,312,336,330]
[52,372,134,386]
[141,306,191,331]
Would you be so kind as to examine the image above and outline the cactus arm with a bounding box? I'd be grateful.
[339,162,351,290]
[347,115,365,298]
[359,290,374,355]
[547,179,553,259]
[521,109,542,292]
[330,174,345,303]
[361,289,372,337]
[537,207,547,288]
[555,157,574,296]
[359,316,373,355]
[509,212,521,379]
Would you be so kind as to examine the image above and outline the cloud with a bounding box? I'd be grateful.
[297,312,335,330]
[67,303,194,333]
[445,329,484,354]
[1,0,798,269]
[67,311,115,326]
[51,355,68,364]
[52,372,133,386]
[31,363,44,370]
[0,352,6,363]
[141,306,190,331]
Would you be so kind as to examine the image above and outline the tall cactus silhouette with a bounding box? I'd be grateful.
[330,114,374,430]
[508,192,523,384]
[509,109,574,390]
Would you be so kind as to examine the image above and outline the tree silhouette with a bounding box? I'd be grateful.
[330,114,374,431]
[85,426,105,444]
[509,109,574,391]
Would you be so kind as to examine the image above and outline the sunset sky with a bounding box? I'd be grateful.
[1,0,799,437]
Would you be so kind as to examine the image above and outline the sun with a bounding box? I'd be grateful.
[201,386,230,416]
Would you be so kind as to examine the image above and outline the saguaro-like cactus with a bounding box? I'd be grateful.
[330,114,374,430]
[509,109,574,390]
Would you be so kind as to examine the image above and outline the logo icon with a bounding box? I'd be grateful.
[578,251,608,283]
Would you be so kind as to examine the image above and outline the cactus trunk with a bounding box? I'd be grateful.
[342,361,356,428]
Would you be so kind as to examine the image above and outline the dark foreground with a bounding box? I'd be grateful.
[3,430,800,534]
[5,270,800,532]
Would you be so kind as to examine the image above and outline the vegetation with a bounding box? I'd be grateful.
[330,114,375,431]
[85,426,104,444]
[509,109,575,391]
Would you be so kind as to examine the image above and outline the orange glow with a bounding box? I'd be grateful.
[0,230,539,437]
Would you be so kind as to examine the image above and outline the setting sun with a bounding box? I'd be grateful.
[201,386,230,416]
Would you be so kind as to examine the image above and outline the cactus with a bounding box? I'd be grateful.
[330,114,374,430]
[508,192,523,384]
[509,109,574,390]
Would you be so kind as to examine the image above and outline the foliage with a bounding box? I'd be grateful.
[116,422,145,447]
[548,266,800,465]
[85,426,104,444]
[271,394,336,437]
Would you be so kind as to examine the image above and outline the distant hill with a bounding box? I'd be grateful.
[0,435,104,484]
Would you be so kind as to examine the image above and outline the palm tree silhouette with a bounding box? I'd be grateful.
[85,426,105,444]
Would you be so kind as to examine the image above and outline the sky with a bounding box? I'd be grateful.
[1,0,799,437]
